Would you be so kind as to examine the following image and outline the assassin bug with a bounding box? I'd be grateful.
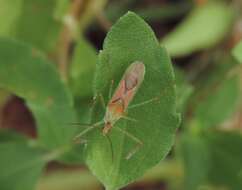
[73,61,155,159]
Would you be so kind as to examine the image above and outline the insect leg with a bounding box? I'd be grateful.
[128,97,158,110]
[74,138,88,145]
[73,120,104,141]
[114,127,143,160]
[121,115,138,122]
[98,93,106,111]
[73,126,96,141]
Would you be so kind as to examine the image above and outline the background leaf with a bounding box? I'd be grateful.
[190,57,240,129]
[84,12,180,190]
[232,40,242,63]
[179,130,242,190]
[206,131,242,189]
[70,38,97,98]
[0,38,76,148]
[0,0,23,37]
[14,0,61,52]
[0,0,61,52]
[180,133,210,190]
[162,1,234,57]
[0,141,45,190]
[174,67,193,115]
[54,0,70,22]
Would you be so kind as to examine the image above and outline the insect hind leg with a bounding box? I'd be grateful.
[122,115,138,123]
[114,127,143,160]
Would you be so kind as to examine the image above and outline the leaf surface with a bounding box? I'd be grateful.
[0,141,45,190]
[232,40,242,63]
[0,38,76,148]
[162,2,234,57]
[0,0,60,52]
[84,12,180,190]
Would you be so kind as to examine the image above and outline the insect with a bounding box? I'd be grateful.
[102,61,145,135]
[73,61,153,159]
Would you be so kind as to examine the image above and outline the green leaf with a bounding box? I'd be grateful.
[0,129,27,143]
[68,39,98,164]
[84,12,180,190]
[70,38,97,98]
[162,2,235,57]
[180,131,242,190]
[232,40,242,63]
[0,141,45,190]
[0,0,23,37]
[180,133,210,190]
[174,67,193,115]
[0,89,10,107]
[0,38,76,148]
[206,131,242,189]
[191,58,240,128]
[54,0,70,21]
[0,0,61,52]
[14,0,61,52]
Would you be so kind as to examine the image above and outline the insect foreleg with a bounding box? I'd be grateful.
[98,93,106,111]
[73,120,104,141]
[114,127,143,160]
[73,126,97,141]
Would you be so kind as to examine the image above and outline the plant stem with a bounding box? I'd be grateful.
[57,0,83,82]
[96,11,112,31]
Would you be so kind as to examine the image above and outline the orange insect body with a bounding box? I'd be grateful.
[102,61,145,135]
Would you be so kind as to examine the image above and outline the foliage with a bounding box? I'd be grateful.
[0,10,179,190]
[233,40,242,63]
[180,130,242,190]
[190,57,240,129]
[70,38,97,98]
[0,132,46,190]
[162,1,235,57]
[0,0,61,52]
[0,38,76,148]
[86,12,179,190]
[0,1,242,190]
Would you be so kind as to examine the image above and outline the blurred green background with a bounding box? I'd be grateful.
[0,0,242,190]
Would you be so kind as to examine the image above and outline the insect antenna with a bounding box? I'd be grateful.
[69,122,93,127]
